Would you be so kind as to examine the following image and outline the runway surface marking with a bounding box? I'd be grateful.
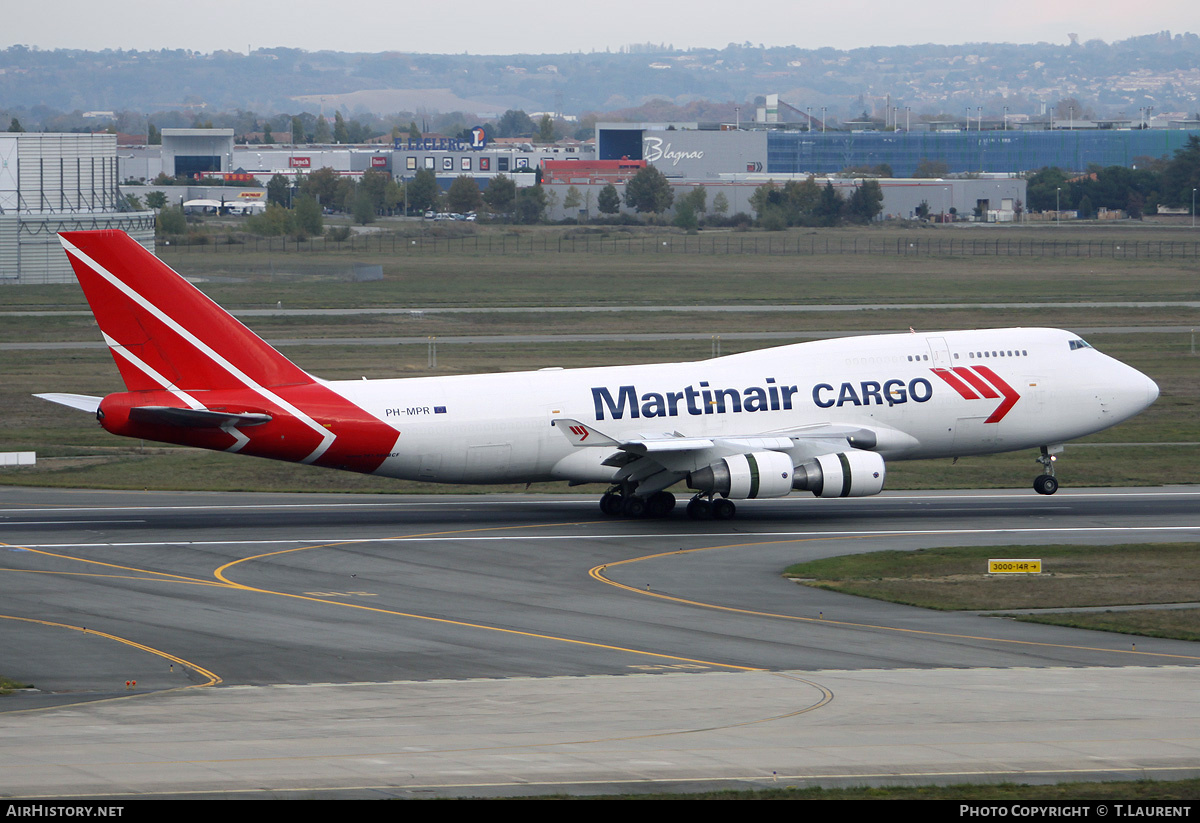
[0,525,757,716]
[589,532,1200,664]
[2,488,1199,515]
[0,612,222,713]
[11,523,1200,549]
[1,540,226,587]
[210,522,766,673]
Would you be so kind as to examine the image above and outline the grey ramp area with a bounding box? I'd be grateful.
[3,667,1198,798]
[2,487,1200,796]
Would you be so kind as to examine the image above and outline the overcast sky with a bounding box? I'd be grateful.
[6,1,1199,54]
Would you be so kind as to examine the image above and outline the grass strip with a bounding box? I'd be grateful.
[501,778,1200,800]
[784,543,1200,641]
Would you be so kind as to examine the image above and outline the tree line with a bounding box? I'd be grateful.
[1026,135,1200,217]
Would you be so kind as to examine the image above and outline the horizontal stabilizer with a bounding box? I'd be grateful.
[128,406,273,429]
[34,393,102,414]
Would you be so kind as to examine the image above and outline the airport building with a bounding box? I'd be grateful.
[1,133,155,285]
[596,122,1198,178]
[111,117,1200,225]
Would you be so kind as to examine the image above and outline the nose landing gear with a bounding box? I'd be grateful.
[1033,445,1062,495]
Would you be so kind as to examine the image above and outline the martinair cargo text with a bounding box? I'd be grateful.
[37,231,1160,520]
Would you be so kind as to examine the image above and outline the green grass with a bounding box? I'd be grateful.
[784,543,1200,640]
[1015,610,1200,642]
[0,676,32,695]
[502,778,1200,799]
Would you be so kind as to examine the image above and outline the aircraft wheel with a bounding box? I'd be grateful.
[621,495,647,517]
[712,498,737,520]
[1033,475,1059,495]
[686,498,712,520]
[599,493,623,515]
[647,491,676,518]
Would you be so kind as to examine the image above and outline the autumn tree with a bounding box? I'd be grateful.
[300,167,340,209]
[447,175,483,213]
[597,183,621,215]
[294,195,324,236]
[482,174,517,215]
[563,186,583,214]
[496,109,535,138]
[314,115,331,143]
[913,158,949,178]
[846,180,884,223]
[407,168,441,213]
[1161,135,1200,208]
[624,166,674,213]
[267,174,290,207]
[515,186,548,224]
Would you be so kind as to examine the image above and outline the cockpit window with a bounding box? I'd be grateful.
[1068,338,1093,351]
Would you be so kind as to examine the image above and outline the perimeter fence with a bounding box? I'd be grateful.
[160,233,1200,259]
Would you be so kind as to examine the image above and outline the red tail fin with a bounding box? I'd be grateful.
[59,231,313,392]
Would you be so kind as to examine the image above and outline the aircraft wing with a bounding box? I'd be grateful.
[555,418,877,461]
[552,417,890,496]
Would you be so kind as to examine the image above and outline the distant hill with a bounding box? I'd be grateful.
[2,33,1198,121]
[289,88,541,119]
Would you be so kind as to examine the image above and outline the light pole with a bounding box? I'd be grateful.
[806,106,812,132]
[1056,187,1061,226]
[1003,106,1009,130]
[821,107,826,133]
[977,106,982,131]
[1193,188,1197,228]
[905,106,910,131]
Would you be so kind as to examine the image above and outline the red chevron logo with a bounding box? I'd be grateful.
[569,424,590,441]
[930,366,1021,423]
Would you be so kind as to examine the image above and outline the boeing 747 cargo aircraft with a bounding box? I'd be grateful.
[37,231,1159,520]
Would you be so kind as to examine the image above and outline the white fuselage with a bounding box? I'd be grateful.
[326,328,1159,485]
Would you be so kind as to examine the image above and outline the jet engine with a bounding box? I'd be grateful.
[686,451,795,499]
[791,451,886,498]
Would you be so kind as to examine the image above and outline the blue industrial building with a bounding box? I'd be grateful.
[765,130,1193,176]
[598,124,1196,177]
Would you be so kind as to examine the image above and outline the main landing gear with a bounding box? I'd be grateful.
[1033,445,1061,495]
[598,487,741,520]
[599,489,676,518]
[685,495,737,521]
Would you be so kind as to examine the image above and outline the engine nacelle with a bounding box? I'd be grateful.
[791,451,886,498]
[687,451,795,499]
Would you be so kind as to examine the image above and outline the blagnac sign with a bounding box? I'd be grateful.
[643,136,704,166]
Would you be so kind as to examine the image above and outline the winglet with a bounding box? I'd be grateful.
[551,418,618,447]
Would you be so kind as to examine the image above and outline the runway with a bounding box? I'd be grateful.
[2,486,1199,797]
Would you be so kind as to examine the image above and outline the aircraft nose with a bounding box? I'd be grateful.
[1118,365,1159,416]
